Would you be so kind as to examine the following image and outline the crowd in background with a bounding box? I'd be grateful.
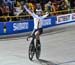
[0,0,75,22]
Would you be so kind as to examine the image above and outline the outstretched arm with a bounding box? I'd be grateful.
[42,12,49,18]
[24,5,37,18]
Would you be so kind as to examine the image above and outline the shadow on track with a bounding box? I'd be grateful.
[32,59,56,65]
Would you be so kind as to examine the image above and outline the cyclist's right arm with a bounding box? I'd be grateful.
[24,5,37,18]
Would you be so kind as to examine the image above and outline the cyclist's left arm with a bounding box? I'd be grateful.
[42,12,49,18]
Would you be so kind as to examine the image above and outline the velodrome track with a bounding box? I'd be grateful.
[0,23,75,65]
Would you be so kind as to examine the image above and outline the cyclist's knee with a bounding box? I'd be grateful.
[35,31,40,36]
[35,33,40,40]
[34,30,41,40]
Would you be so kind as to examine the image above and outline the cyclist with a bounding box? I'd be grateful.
[24,4,49,45]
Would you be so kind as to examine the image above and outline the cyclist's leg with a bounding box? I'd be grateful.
[31,29,37,39]
[35,28,43,42]
[35,28,43,59]
[35,30,40,43]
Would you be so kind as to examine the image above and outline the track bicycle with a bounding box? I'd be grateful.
[27,31,41,61]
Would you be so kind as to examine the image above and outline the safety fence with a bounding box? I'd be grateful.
[0,13,75,35]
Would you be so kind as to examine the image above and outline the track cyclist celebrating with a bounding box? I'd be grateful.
[24,4,49,60]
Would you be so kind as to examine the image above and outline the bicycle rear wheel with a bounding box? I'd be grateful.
[29,39,35,61]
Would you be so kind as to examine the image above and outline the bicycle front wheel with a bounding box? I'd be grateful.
[29,40,35,61]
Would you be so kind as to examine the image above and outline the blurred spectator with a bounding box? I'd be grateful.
[14,1,23,16]
[0,0,3,5]
[58,0,68,10]
[65,0,70,13]
[2,4,12,21]
[0,5,3,21]
[52,3,59,15]
[4,0,13,9]
[69,0,75,9]
[40,0,49,10]
[69,0,75,13]
[58,0,69,14]
[0,5,3,16]
[45,1,59,16]
[45,1,53,13]
[28,2,35,12]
